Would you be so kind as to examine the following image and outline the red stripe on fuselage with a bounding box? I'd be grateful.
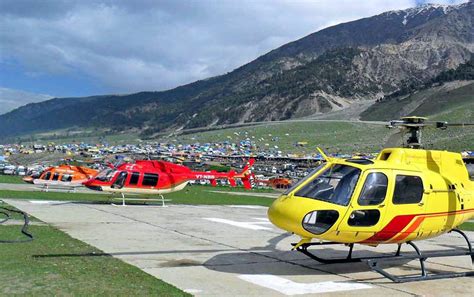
[389,216,425,243]
[361,214,415,243]
[360,208,474,244]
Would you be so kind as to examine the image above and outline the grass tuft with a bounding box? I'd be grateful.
[0,224,189,296]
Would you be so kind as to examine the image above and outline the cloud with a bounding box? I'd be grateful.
[0,87,52,115]
[0,0,469,95]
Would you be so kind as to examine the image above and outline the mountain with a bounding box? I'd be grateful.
[0,88,52,115]
[1,1,473,139]
[360,55,474,121]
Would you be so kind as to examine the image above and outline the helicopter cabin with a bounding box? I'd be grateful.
[35,165,97,183]
[96,167,161,189]
[342,148,474,242]
[270,147,474,244]
[39,170,74,182]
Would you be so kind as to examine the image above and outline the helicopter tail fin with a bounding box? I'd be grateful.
[228,177,237,187]
[235,158,254,190]
[241,176,252,190]
[241,158,255,175]
[234,158,254,177]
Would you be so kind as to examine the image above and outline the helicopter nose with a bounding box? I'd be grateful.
[83,180,103,191]
[268,195,303,234]
[22,176,34,184]
[268,195,340,237]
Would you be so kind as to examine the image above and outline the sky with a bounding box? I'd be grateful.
[0,0,468,114]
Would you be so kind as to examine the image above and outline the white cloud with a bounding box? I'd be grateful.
[0,0,468,94]
[0,87,53,114]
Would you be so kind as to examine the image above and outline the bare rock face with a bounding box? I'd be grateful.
[1,1,472,137]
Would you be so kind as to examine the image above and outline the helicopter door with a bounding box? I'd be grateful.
[384,171,427,241]
[112,171,128,189]
[337,170,390,238]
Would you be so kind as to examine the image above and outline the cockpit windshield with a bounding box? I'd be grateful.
[284,163,326,195]
[95,169,117,182]
[295,164,361,206]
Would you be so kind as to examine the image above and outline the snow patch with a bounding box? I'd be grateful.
[394,2,465,25]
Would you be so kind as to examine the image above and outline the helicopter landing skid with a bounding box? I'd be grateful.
[111,193,170,207]
[292,241,397,264]
[293,229,474,282]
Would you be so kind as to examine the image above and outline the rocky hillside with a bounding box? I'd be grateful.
[1,1,472,138]
[360,55,474,121]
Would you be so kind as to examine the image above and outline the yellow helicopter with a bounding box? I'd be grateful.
[268,116,474,282]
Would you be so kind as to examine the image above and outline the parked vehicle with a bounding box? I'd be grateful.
[3,165,16,175]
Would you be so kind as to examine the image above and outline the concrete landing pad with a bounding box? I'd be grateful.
[0,182,107,194]
[6,199,474,296]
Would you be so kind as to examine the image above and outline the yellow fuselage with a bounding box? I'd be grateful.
[268,148,474,244]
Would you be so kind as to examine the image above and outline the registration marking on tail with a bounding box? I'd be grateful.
[238,274,371,295]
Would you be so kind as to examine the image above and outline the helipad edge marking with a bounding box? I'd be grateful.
[253,218,270,222]
[238,274,371,295]
[228,205,267,209]
[184,289,202,294]
[203,218,271,230]
[29,200,70,204]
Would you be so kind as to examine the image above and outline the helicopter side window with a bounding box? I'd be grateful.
[112,171,128,189]
[393,175,423,204]
[129,172,140,185]
[466,162,474,181]
[52,173,60,181]
[348,210,380,227]
[61,174,73,182]
[295,164,361,206]
[42,172,52,180]
[142,173,159,187]
[96,169,117,182]
[358,173,388,206]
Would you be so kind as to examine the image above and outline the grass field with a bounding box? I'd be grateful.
[171,121,388,154]
[459,221,474,231]
[0,175,24,184]
[0,222,188,295]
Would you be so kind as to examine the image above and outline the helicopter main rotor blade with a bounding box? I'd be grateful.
[421,121,474,129]
[445,123,474,126]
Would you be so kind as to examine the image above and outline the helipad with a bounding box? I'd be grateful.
[6,199,473,296]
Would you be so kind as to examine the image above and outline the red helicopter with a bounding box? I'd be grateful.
[83,159,255,205]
